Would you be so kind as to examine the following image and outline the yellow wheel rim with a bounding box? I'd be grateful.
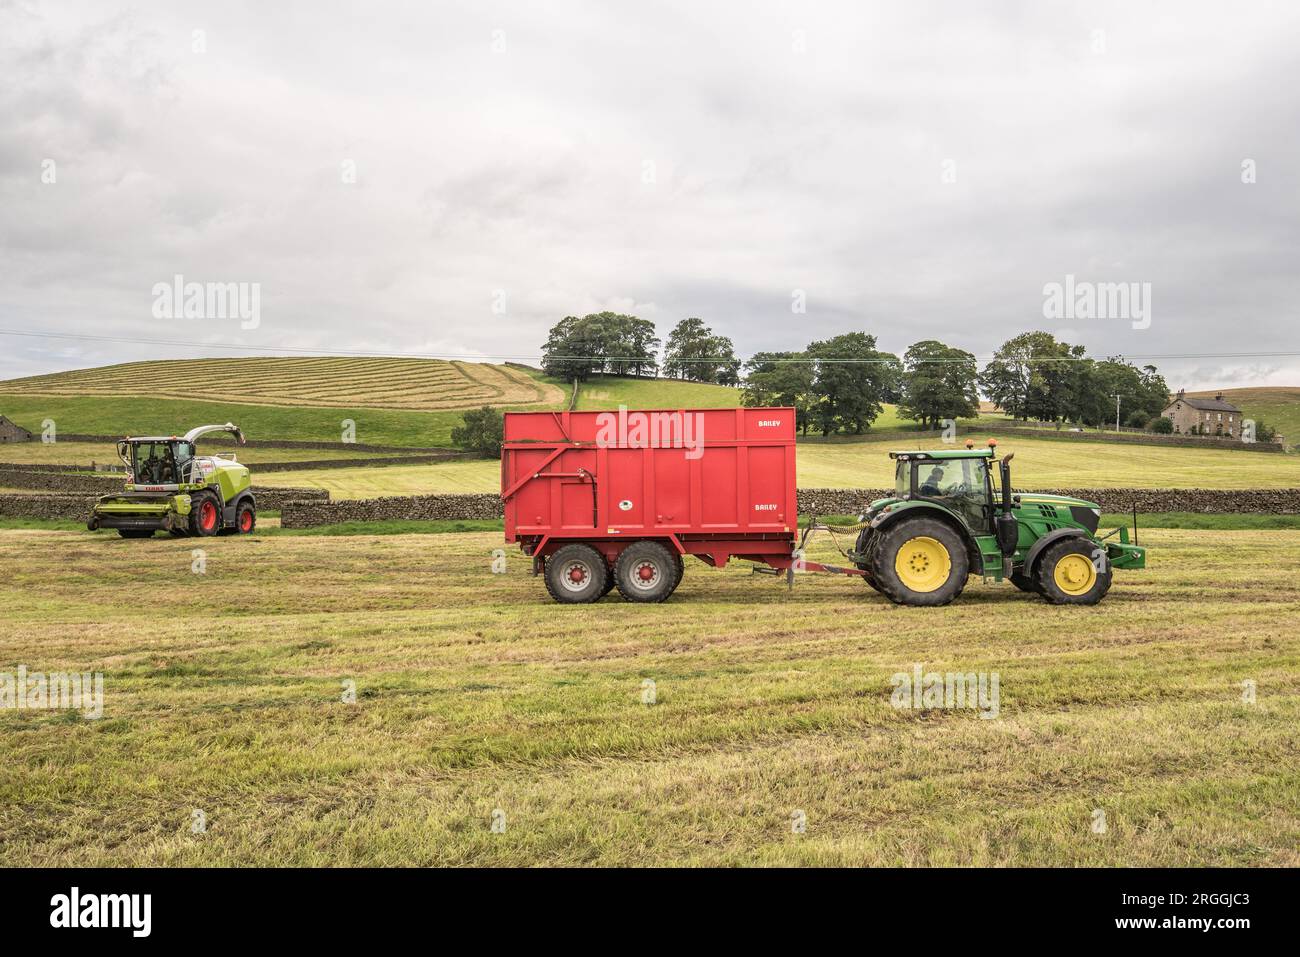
[894,536,951,593]
[1053,553,1097,596]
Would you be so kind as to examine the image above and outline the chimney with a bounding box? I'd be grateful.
[1176,388,1185,400]
[1216,392,1224,402]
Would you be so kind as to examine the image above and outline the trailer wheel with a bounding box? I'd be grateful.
[870,517,969,606]
[614,541,677,603]
[1034,538,1112,605]
[544,544,609,604]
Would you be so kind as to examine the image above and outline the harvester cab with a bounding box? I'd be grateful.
[849,439,1145,606]
[88,423,256,539]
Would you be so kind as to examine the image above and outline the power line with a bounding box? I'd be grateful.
[1,328,1297,365]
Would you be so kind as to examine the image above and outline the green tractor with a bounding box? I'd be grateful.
[87,423,257,539]
[849,441,1145,606]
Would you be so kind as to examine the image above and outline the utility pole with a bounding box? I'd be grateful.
[1111,394,1122,432]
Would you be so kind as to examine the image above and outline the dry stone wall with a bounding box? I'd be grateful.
[0,486,327,521]
[277,486,1300,528]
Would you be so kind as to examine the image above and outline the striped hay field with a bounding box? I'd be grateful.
[0,358,565,412]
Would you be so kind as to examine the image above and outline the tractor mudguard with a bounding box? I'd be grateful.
[1022,527,1090,574]
[224,491,255,526]
[865,502,984,575]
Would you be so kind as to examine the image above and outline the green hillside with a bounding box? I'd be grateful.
[573,376,741,410]
[0,357,566,411]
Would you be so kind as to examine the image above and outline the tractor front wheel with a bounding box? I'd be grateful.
[1034,538,1112,605]
[189,492,221,537]
[869,517,969,606]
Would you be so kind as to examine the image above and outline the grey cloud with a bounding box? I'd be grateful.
[1,0,1297,389]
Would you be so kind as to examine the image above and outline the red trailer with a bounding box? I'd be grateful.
[503,406,824,602]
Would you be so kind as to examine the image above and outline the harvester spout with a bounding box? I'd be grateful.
[183,422,246,445]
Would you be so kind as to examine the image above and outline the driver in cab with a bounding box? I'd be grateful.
[920,465,947,497]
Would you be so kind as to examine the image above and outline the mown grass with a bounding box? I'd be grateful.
[0,393,471,448]
[0,357,565,411]
[0,526,1296,866]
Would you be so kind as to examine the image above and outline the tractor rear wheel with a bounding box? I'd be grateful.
[544,543,608,604]
[1035,538,1112,605]
[613,541,678,603]
[189,492,221,537]
[869,517,969,606]
[854,527,884,593]
[118,529,154,539]
[236,500,256,534]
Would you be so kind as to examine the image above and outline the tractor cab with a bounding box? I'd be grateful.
[118,438,196,487]
[890,446,997,534]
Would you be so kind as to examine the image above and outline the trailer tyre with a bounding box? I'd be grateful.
[614,541,678,603]
[870,517,969,606]
[1035,538,1112,605]
[544,544,609,604]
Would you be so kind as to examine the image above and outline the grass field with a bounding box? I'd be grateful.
[573,376,742,410]
[1187,387,1299,448]
[254,433,1300,498]
[0,357,566,412]
[0,393,473,448]
[0,525,1295,866]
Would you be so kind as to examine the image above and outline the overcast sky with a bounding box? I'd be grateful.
[2,0,1298,389]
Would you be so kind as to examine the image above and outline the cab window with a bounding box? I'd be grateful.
[914,457,990,530]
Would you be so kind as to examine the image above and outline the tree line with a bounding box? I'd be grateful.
[541,314,1175,437]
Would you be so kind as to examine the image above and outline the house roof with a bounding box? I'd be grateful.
[1168,395,1241,413]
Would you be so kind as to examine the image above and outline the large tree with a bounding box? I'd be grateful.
[1085,358,1171,429]
[663,318,740,384]
[979,331,1088,422]
[806,332,901,435]
[898,340,980,430]
[742,351,815,434]
[540,313,659,381]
